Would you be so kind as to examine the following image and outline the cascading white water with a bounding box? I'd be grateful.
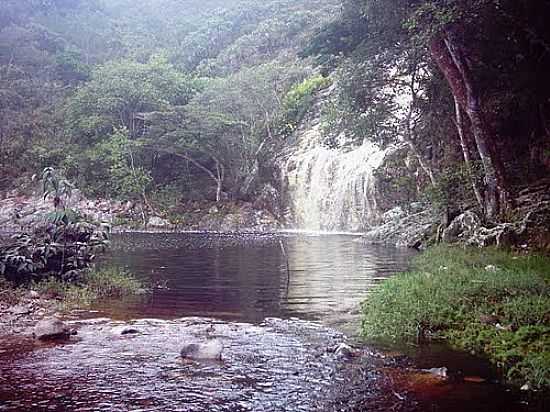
[284,123,386,232]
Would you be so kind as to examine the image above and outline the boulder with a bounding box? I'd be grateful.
[361,207,438,249]
[334,343,356,359]
[148,216,170,227]
[441,211,481,243]
[180,339,224,360]
[26,290,40,300]
[422,367,448,379]
[34,317,74,341]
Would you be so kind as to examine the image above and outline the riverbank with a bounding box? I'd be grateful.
[0,268,143,336]
[361,245,550,389]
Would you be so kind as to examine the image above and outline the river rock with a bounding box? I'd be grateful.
[180,339,224,360]
[148,216,170,227]
[334,343,356,359]
[10,304,32,315]
[121,327,141,335]
[34,317,74,340]
[26,290,40,300]
[441,211,481,243]
[422,367,448,379]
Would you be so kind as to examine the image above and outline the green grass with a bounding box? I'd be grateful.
[31,267,143,309]
[361,245,550,388]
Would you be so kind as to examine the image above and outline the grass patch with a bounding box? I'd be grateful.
[32,267,143,309]
[361,245,550,388]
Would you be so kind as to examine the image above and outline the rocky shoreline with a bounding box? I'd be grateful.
[0,190,280,234]
[0,289,59,337]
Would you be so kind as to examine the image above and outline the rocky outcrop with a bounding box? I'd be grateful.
[441,211,481,243]
[195,203,279,232]
[361,206,439,249]
[0,190,138,232]
[440,194,550,251]
[0,190,280,234]
[33,317,74,341]
[180,339,224,360]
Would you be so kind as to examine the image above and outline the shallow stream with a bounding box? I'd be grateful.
[0,233,544,411]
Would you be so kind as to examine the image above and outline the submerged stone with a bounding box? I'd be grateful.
[180,339,224,360]
[34,317,73,341]
[422,367,448,379]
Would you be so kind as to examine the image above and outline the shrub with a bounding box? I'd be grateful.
[0,222,110,284]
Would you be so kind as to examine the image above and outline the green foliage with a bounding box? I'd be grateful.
[361,245,550,388]
[278,75,332,137]
[32,267,142,308]
[0,222,110,284]
[0,168,110,284]
[422,162,484,212]
[84,267,142,299]
[40,167,74,207]
[300,0,368,68]
[82,128,152,200]
[0,0,341,203]
[65,54,202,143]
[170,62,308,197]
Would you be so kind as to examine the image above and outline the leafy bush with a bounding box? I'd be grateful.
[0,222,110,284]
[0,167,110,284]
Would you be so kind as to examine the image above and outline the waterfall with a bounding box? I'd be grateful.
[283,123,386,232]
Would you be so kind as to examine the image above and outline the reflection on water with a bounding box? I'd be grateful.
[97,233,415,334]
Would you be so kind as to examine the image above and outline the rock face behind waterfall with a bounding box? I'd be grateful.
[282,88,386,232]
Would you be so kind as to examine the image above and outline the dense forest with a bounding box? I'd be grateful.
[1,0,549,232]
[1,0,337,207]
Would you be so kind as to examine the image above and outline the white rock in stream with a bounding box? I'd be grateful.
[180,339,224,360]
[34,317,73,340]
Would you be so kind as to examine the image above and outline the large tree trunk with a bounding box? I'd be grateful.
[430,30,509,219]
[403,57,437,187]
[453,95,485,211]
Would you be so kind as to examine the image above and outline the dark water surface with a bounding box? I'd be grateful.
[0,233,547,411]
[96,232,416,334]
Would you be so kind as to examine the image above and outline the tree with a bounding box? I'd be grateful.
[65,54,201,143]
[313,0,550,219]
